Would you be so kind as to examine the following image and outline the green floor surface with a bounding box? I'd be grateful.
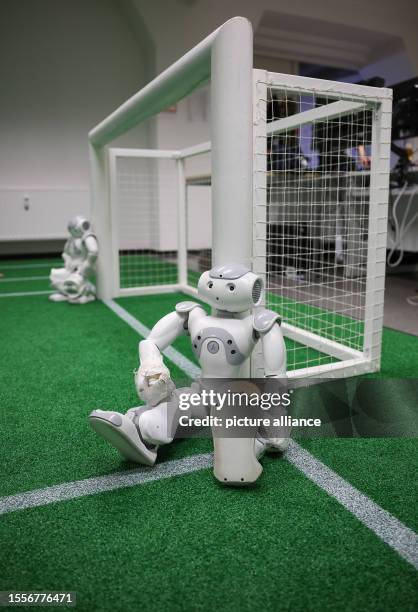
[1,259,417,612]
[0,459,417,612]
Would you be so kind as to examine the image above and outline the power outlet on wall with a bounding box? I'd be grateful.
[23,195,30,211]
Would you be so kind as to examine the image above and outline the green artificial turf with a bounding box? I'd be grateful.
[0,257,61,267]
[300,438,418,532]
[0,278,51,294]
[0,258,58,294]
[1,257,417,612]
[380,327,418,378]
[0,459,417,612]
[0,295,211,496]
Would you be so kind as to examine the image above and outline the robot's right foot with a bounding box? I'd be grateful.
[49,293,68,302]
[89,410,157,466]
[213,437,263,486]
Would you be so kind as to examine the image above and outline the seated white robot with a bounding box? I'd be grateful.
[89,263,288,485]
[49,215,98,304]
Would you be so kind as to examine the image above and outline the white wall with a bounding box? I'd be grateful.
[3,0,417,251]
[155,88,211,252]
[0,0,153,243]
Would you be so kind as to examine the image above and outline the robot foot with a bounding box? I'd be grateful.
[258,436,290,454]
[49,292,68,302]
[69,294,96,305]
[213,437,263,486]
[89,410,157,466]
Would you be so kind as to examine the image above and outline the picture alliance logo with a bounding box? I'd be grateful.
[176,387,322,430]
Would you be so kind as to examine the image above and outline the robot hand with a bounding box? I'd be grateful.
[135,368,174,407]
[135,340,175,407]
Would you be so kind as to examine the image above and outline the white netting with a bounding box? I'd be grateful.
[255,81,375,373]
[184,153,212,288]
[115,156,178,289]
[109,70,389,379]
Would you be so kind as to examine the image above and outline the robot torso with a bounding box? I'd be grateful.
[187,307,256,378]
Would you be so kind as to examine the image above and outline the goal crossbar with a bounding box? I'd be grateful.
[89,16,253,301]
[266,100,367,135]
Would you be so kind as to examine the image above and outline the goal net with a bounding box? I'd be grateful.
[89,17,392,380]
[111,152,179,293]
[251,70,392,379]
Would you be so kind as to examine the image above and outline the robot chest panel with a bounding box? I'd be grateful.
[190,316,254,367]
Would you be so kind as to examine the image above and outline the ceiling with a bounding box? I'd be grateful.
[254,11,403,71]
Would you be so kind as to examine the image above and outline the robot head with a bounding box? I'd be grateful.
[197,264,263,313]
[68,215,92,238]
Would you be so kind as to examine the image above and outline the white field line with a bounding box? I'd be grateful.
[0,298,416,572]
[0,290,53,298]
[0,454,213,515]
[0,441,417,570]
[0,262,60,270]
[285,442,418,570]
[0,276,49,282]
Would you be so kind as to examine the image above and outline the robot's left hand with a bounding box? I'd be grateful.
[135,368,175,407]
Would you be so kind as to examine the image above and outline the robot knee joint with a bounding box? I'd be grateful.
[138,408,174,446]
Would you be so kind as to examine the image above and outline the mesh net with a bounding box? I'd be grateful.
[185,169,212,288]
[115,156,178,289]
[255,82,374,372]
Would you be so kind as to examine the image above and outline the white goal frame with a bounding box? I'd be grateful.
[89,16,253,300]
[251,70,392,379]
[89,17,392,381]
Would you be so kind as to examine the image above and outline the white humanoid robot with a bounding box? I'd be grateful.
[89,263,288,485]
[49,215,98,304]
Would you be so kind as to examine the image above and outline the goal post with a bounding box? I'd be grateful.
[89,16,253,301]
[89,17,392,381]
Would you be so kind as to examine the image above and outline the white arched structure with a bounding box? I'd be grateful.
[89,17,392,380]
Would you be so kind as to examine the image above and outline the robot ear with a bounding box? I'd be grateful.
[82,220,90,231]
[252,278,263,305]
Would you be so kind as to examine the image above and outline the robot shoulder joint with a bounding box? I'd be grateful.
[253,309,281,334]
[175,301,201,315]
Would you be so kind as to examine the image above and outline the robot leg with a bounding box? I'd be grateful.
[49,268,70,301]
[49,292,69,302]
[257,437,290,453]
[67,276,96,305]
[256,393,291,454]
[212,433,288,486]
[210,397,262,486]
[213,435,263,486]
[89,407,158,465]
[88,389,184,464]
[137,386,199,444]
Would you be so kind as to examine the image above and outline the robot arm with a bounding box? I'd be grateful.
[253,310,287,378]
[77,235,98,277]
[62,239,73,270]
[261,324,287,378]
[136,302,203,405]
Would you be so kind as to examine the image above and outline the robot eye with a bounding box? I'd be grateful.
[207,282,213,289]
[227,284,235,292]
